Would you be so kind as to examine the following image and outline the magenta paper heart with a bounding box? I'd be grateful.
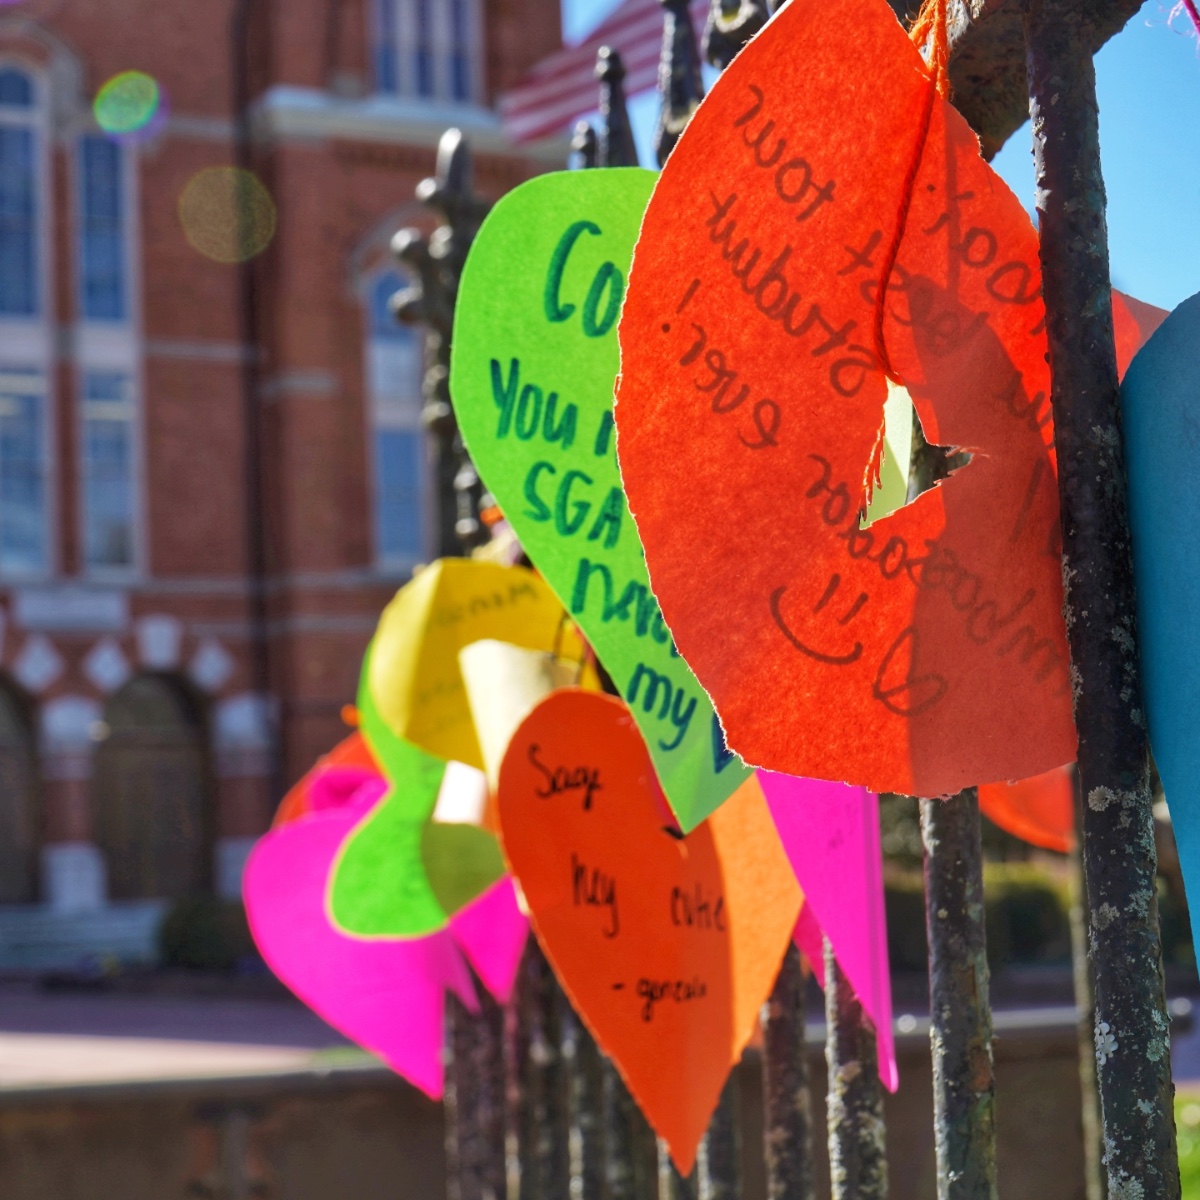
[759,772,897,1091]
[245,783,527,1098]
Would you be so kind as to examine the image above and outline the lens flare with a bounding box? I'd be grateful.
[178,168,277,264]
[94,71,161,136]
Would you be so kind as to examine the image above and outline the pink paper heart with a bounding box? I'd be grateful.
[759,771,897,1091]
[245,802,475,1099]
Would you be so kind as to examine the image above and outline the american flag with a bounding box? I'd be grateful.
[500,0,709,144]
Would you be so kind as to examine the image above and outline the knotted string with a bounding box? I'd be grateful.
[861,0,951,513]
[1177,0,1200,37]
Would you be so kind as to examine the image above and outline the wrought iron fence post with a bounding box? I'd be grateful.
[697,1080,741,1200]
[563,1005,605,1200]
[920,791,998,1200]
[701,0,775,70]
[596,47,640,169]
[658,1141,698,1200]
[507,939,571,1200]
[1069,776,1107,1200]
[391,128,491,556]
[446,987,508,1200]
[1024,5,1179,1195]
[655,0,706,165]
[761,943,814,1200]
[603,1061,659,1199]
[825,938,887,1200]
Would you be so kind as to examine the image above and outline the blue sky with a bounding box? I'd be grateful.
[561,0,1199,310]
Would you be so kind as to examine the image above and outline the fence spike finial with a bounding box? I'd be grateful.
[390,127,492,554]
[655,0,706,167]
[595,46,639,167]
[702,0,774,70]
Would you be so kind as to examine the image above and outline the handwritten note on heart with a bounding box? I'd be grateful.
[368,558,584,771]
[451,169,751,833]
[1122,289,1200,960]
[497,689,801,1172]
[616,0,1080,797]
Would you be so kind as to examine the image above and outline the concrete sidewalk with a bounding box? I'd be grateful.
[0,980,366,1091]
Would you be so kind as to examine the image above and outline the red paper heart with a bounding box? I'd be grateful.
[615,0,1080,796]
[497,689,801,1171]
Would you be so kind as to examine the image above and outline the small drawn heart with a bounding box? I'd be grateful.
[497,689,801,1171]
[452,169,751,833]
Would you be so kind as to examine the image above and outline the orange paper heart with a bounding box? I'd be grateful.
[497,689,802,1172]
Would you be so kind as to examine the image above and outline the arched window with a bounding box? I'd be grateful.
[92,675,211,900]
[0,64,49,574]
[373,0,481,103]
[0,678,38,904]
[366,271,426,566]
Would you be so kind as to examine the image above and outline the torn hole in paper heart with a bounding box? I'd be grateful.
[861,379,974,527]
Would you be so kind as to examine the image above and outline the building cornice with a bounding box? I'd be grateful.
[247,86,569,166]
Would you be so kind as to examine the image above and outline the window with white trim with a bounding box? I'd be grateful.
[366,271,426,566]
[0,64,49,575]
[79,370,135,571]
[78,135,128,322]
[0,368,47,571]
[0,66,39,317]
[373,0,481,103]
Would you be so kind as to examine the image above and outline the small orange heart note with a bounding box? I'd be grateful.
[497,689,802,1172]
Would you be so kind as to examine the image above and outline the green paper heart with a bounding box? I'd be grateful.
[451,168,750,833]
[326,641,504,938]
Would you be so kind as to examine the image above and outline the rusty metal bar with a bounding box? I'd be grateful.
[563,1004,605,1200]
[658,1140,697,1200]
[761,943,814,1200]
[445,987,507,1200]
[655,0,706,165]
[602,1060,659,1200]
[1024,5,1179,1196]
[507,939,570,1200]
[920,791,998,1200]
[697,1079,741,1200]
[1068,777,1107,1200]
[825,938,887,1200]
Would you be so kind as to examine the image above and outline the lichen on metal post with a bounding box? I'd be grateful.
[761,943,814,1200]
[920,790,998,1200]
[1024,5,1180,1196]
[825,938,887,1200]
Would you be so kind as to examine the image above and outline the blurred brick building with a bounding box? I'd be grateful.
[0,0,563,960]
